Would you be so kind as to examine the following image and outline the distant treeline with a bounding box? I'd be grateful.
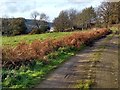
[2,18,50,36]
[53,2,120,32]
[2,2,120,36]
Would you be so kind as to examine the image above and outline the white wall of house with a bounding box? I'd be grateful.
[50,27,54,32]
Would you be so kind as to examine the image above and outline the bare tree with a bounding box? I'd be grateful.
[97,2,120,28]
[40,13,49,21]
[30,11,49,34]
[67,8,77,28]
[75,7,96,29]
[53,10,71,32]
[31,11,40,20]
[31,11,40,28]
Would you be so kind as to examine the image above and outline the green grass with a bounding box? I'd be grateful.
[2,45,86,88]
[2,32,72,46]
[74,79,94,89]
[110,25,119,34]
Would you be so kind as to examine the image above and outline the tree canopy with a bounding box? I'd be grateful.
[2,18,27,36]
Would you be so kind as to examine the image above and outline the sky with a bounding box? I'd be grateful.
[0,0,105,22]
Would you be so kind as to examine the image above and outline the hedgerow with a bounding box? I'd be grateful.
[2,28,111,69]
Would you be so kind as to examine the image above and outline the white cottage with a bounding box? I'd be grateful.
[49,27,54,32]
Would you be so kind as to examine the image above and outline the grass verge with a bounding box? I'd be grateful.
[74,33,115,89]
[2,45,86,88]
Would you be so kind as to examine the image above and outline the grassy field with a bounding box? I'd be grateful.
[2,32,72,46]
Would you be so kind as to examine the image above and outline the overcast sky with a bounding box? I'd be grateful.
[0,0,105,22]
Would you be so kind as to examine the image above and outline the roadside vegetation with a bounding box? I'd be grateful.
[2,28,111,88]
